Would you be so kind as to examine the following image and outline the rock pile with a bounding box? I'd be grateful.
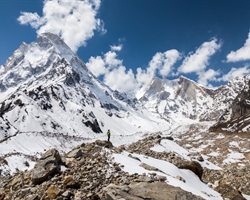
[0,133,248,200]
[0,139,204,200]
[124,133,184,166]
[203,165,250,196]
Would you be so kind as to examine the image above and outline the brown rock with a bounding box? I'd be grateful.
[95,140,113,148]
[177,161,203,180]
[11,175,23,190]
[128,154,141,162]
[214,184,246,200]
[0,193,5,200]
[66,148,83,158]
[103,182,205,200]
[26,194,39,200]
[63,175,80,189]
[139,163,163,173]
[31,149,61,185]
[46,185,61,199]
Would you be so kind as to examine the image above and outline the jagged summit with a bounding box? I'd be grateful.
[0,32,92,100]
[0,33,145,138]
[36,32,75,62]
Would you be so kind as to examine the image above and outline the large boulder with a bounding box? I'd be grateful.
[95,140,113,148]
[103,182,204,200]
[31,149,62,185]
[177,160,203,180]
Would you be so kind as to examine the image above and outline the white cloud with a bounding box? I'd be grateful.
[18,12,44,29]
[159,50,181,76]
[103,66,137,93]
[17,0,105,52]
[226,31,250,62]
[86,56,106,77]
[118,49,180,86]
[136,50,181,87]
[86,49,137,93]
[217,66,250,82]
[104,51,123,67]
[148,52,163,75]
[136,67,154,87]
[86,47,180,94]
[178,38,221,74]
[197,69,220,87]
[110,44,123,52]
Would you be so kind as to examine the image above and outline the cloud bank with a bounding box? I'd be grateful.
[86,46,181,94]
[217,66,250,82]
[177,38,222,87]
[18,0,105,52]
[226,31,250,62]
[178,39,221,74]
[86,38,249,93]
[18,1,250,93]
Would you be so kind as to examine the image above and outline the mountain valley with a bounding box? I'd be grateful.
[0,33,250,199]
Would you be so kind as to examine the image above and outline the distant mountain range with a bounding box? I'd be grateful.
[1,32,250,174]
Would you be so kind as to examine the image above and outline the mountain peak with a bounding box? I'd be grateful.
[37,32,74,62]
[0,32,86,99]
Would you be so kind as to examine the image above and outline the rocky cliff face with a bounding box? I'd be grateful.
[210,77,250,133]
[138,75,250,125]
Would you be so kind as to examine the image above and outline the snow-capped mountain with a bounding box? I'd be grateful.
[137,75,250,125]
[0,32,155,138]
[0,32,250,176]
[0,33,170,174]
[210,76,250,132]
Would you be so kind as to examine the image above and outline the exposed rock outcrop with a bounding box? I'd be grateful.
[103,182,205,200]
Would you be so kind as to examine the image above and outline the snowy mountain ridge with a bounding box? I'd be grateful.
[0,33,169,158]
[1,33,250,156]
[138,74,250,125]
[1,33,250,199]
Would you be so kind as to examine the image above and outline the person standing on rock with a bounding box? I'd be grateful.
[107,129,111,142]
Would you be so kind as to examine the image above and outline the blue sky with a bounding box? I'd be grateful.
[1,0,250,93]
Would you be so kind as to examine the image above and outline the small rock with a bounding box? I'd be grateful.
[61,191,72,198]
[115,166,121,171]
[46,185,61,199]
[197,155,204,162]
[128,154,141,162]
[176,175,186,183]
[67,148,83,158]
[25,194,39,200]
[155,175,167,182]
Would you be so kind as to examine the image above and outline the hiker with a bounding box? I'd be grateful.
[107,129,111,142]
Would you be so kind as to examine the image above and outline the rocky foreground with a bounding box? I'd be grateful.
[0,134,248,200]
